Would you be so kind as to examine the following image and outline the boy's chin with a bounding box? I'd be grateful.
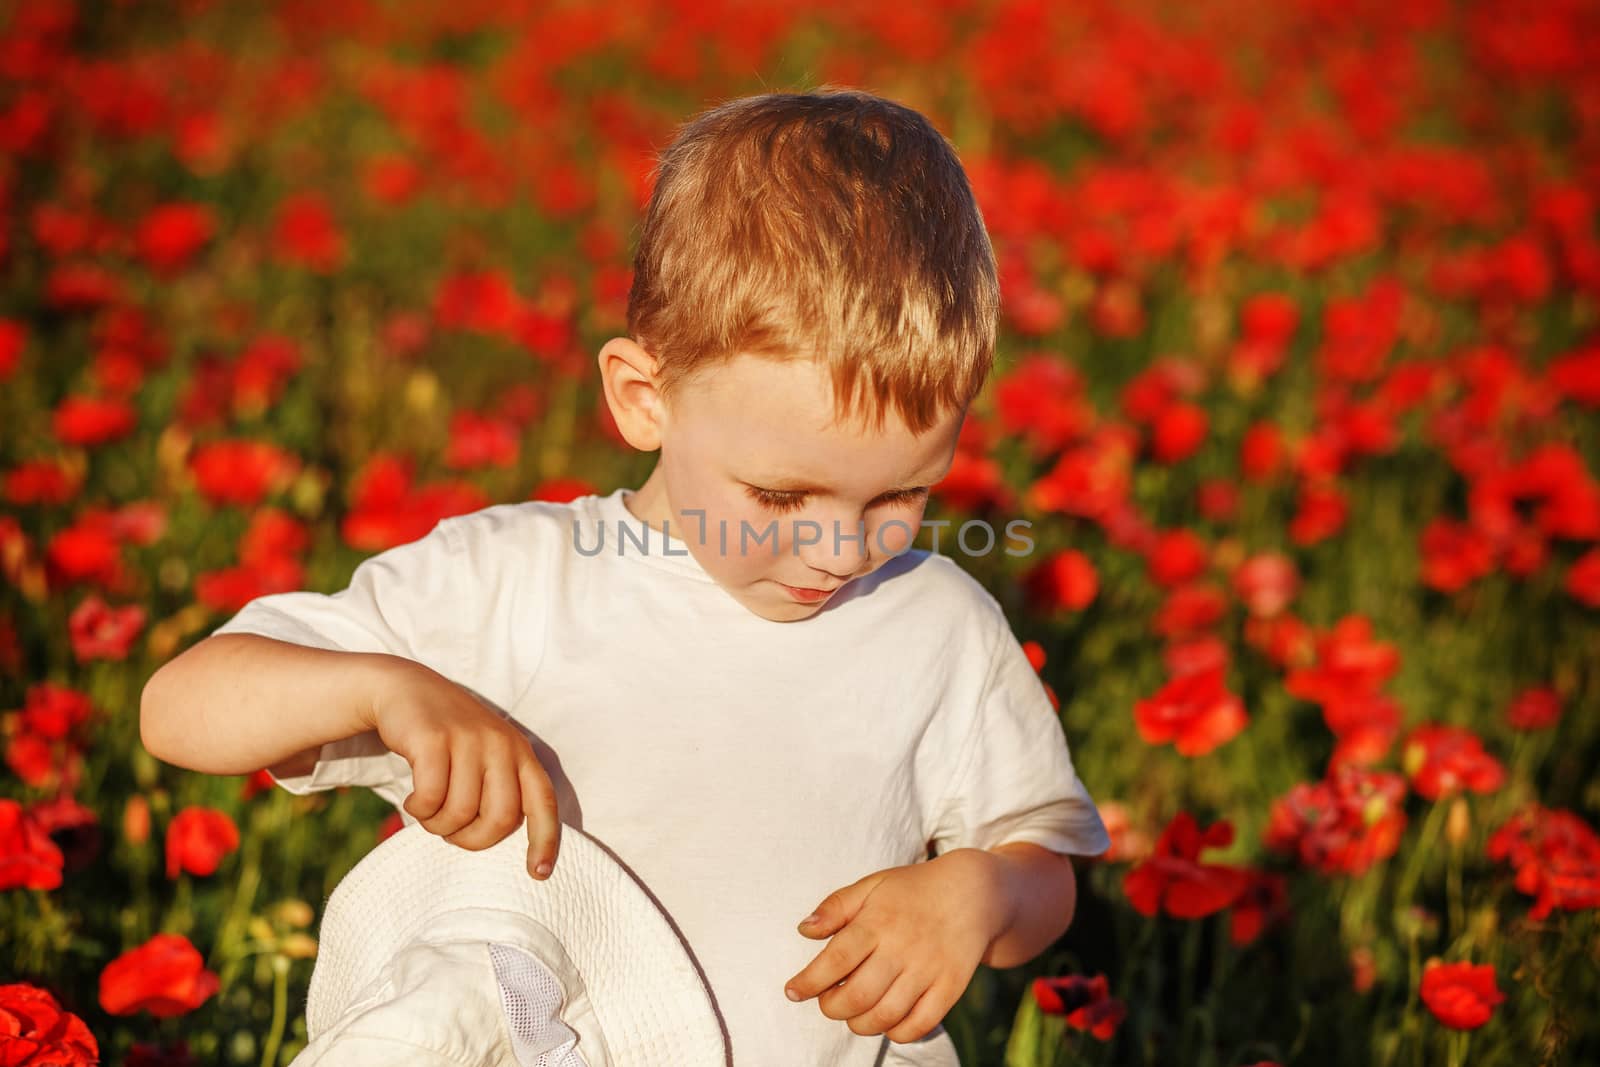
[723,582,830,622]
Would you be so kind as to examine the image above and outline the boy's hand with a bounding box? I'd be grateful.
[783,849,1007,1043]
[364,657,561,880]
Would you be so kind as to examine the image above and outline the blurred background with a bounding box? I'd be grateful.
[1,0,1598,1063]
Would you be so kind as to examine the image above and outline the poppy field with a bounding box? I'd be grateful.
[2,0,1599,1064]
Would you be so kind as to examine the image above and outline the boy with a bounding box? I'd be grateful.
[140,88,1110,1066]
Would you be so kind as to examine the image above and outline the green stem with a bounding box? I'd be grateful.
[1178,918,1203,1047]
[213,807,268,987]
[1394,799,1447,910]
[260,955,290,1067]
[1447,841,1465,942]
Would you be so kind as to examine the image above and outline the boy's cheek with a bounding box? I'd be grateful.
[872,514,919,557]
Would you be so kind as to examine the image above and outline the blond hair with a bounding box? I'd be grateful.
[626,87,999,435]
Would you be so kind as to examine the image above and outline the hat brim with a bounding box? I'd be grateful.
[305,822,728,1066]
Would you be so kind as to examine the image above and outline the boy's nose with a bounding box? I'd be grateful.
[790,514,871,578]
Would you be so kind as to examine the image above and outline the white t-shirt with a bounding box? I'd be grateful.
[211,488,1110,1067]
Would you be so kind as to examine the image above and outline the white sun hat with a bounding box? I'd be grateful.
[288,821,729,1066]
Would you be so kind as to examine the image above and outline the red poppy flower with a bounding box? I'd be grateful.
[17,682,94,740]
[1418,518,1495,592]
[530,477,598,504]
[1096,801,1153,865]
[1505,687,1561,731]
[1023,550,1099,614]
[930,449,1014,514]
[1501,524,1548,578]
[1134,667,1247,757]
[164,807,239,879]
[231,335,302,415]
[99,932,219,1017]
[0,982,99,1064]
[1196,479,1239,522]
[1285,616,1400,706]
[1549,344,1600,407]
[1240,421,1285,481]
[1567,548,1600,607]
[4,458,82,506]
[1231,553,1300,618]
[240,769,277,802]
[992,356,1094,457]
[1091,277,1144,338]
[45,511,124,588]
[45,262,125,311]
[1121,359,1204,424]
[1401,724,1505,801]
[0,798,65,891]
[188,439,300,508]
[1124,812,1250,918]
[1162,633,1229,678]
[445,410,520,470]
[1288,480,1348,545]
[378,811,405,843]
[1026,435,1135,522]
[240,508,310,567]
[434,268,524,335]
[3,732,44,788]
[1322,692,1402,769]
[1241,289,1298,348]
[1151,581,1229,639]
[1243,613,1315,669]
[1264,765,1407,875]
[1230,870,1289,946]
[194,555,305,614]
[1419,960,1503,1030]
[69,593,146,661]
[364,153,424,206]
[1486,805,1600,920]
[0,318,24,381]
[1145,529,1208,587]
[338,455,489,553]
[1149,402,1208,464]
[52,394,137,447]
[1031,973,1125,1040]
[135,202,214,274]
[273,191,345,272]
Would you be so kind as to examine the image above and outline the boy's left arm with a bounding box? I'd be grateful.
[977,841,1079,970]
[783,842,1081,1042]
[786,605,1106,1040]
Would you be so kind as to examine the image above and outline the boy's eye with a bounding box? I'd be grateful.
[745,486,809,513]
[743,485,927,512]
[877,487,929,507]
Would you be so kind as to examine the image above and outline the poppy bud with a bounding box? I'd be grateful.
[123,795,150,845]
[280,933,318,960]
[1446,796,1471,846]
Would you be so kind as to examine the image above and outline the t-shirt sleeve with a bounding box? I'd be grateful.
[926,607,1111,860]
[207,517,471,805]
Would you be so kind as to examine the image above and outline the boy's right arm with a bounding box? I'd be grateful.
[139,632,399,780]
[140,631,563,879]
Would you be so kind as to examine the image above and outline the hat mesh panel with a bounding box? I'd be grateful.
[488,941,589,1066]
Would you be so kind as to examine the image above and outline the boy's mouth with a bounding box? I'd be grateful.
[775,580,839,603]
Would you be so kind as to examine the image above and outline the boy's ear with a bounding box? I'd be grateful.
[596,336,665,452]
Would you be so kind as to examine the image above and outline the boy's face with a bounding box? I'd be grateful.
[633,352,965,623]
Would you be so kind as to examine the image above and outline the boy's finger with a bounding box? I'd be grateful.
[519,757,560,880]
[424,751,485,839]
[402,734,451,822]
[445,756,521,851]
